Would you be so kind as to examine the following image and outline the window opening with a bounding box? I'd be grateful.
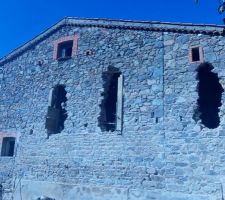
[98,66,123,132]
[45,85,67,136]
[57,40,73,60]
[36,196,55,200]
[1,137,15,157]
[193,63,224,129]
[179,116,183,121]
[0,184,2,200]
[151,112,154,118]
[191,47,200,62]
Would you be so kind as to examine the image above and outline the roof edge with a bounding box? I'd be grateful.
[65,16,225,28]
[0,18,67,65]
[1,17,225,65]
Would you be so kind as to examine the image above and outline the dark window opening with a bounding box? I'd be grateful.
[1,137,15,157]
[45,85,68,136]
[193,63,224,129]
[191,47,200,62]
[98,66,121,132]
[151,112,154,118]
[36,196,55,200]
[0,185,2,200]
[57,40,73,60]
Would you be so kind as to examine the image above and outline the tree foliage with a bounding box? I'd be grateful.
[195,0,225,23]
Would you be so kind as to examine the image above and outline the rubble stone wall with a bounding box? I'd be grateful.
[0,21,225,200]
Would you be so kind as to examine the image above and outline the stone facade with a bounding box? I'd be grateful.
[0,17,225,200]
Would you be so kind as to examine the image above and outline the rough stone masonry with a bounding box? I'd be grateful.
[0,17,225,200]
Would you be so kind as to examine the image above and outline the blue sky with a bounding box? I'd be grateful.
[0,0,223,58]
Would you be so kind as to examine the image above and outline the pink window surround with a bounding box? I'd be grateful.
[0,132,18,140]
[53,35,79,60]
[189,46,204,64]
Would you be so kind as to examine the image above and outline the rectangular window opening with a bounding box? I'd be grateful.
[191,47,200,62]
[0,184,2,200]
[57,40,73,60]
[105,72,120,131]
[98,67,123,132]
[1,137,15,157]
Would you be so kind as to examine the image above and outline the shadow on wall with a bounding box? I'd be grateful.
[193,62,224,129]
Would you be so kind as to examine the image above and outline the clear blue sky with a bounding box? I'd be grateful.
[0,0,223,58]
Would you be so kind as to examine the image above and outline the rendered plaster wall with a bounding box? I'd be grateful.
[0,23,225,200]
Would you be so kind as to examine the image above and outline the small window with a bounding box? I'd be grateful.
[192,47,200,62]
[189,46,203,63]
[36,196,55,200]
[0,184,2,200]
[53,35,79,60]
[1,137,15,157]
[57,40,73,60]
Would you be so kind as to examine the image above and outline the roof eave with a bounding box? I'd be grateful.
[1,17,225,65]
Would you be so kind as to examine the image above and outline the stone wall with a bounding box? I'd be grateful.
[0,19,225,200]
[163,32,225,199]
